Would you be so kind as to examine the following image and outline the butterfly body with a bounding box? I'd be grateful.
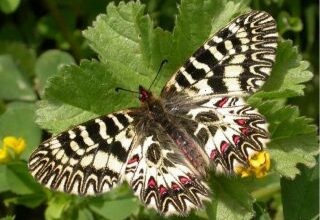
[138,85,209,177]
[29,11,277,216]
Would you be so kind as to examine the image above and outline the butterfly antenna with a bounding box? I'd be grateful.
[148,59,168,90]
[115,87,139,94]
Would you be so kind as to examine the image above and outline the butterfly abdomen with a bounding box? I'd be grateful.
[168,128,210,177]
[147,98,209,177]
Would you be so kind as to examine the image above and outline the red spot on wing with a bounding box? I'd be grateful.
[179,176,191,185]
[235,119,246,126]
[233,135,241,145]
[159,185,167,196]
[171,182,181,191]
[127,155,139,164]
[210,149,218,160]
[148,177,156,189]
[240,127,251,135]
[215,97,228,108]
[220,141,229,153]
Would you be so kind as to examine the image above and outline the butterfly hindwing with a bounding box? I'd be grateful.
[28,110,137,195]
[166,96,269,174]
[125,121,210,216]
[162,11,277,97]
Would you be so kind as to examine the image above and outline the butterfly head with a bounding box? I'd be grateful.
[139,85,152,103]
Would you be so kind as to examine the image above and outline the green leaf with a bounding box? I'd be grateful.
[41,5,167,129]
[45,194,71,220]
[0,102,41,160]
[89,197,139,220]
[281,160,319,220]
[83,2,154,77]
[36,100,98,134]
[39,61,152,133]
[35,49,75,97]
[5,161,43,195]
[269,135,317,178]
[207,175,254,220]
[252,202,272,220]
[78,208,94,220]
[0,23,21,42]
[0,165,10,192]
[44,60,144,115]
[254,101,318,178]
[4,193,46,208]
[256,102,315,138]
[0,55,36,101]
[0,0,20,14]
[36,10,77,50]
[0,99,5,115]
[252,40,313,99]
[0,216,15,220]
[277,11,303,35]
[0,41,36,78]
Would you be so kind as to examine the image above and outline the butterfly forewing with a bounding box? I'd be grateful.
[162,11,277,97]
[28,110,137,195]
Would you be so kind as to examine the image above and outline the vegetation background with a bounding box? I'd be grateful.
[0,0,318,219]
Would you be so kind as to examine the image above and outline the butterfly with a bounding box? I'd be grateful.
[28,10,277,216]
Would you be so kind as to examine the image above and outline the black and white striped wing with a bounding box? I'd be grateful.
[125,122,210,216]
[162,11,277,97]
[161,11,277,175]
[28,110,137,195]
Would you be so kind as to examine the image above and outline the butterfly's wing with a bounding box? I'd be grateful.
[162,11,277,97]
[28,110,137,195]
[125,120,210,216]
[164,95,269,175]
[161,11,277,175]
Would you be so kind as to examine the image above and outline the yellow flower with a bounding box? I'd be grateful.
[235,151,271,178]
[3,136,26,155]
[235,166,250,178]
[0,147,10,164]
[250,151,270,178]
